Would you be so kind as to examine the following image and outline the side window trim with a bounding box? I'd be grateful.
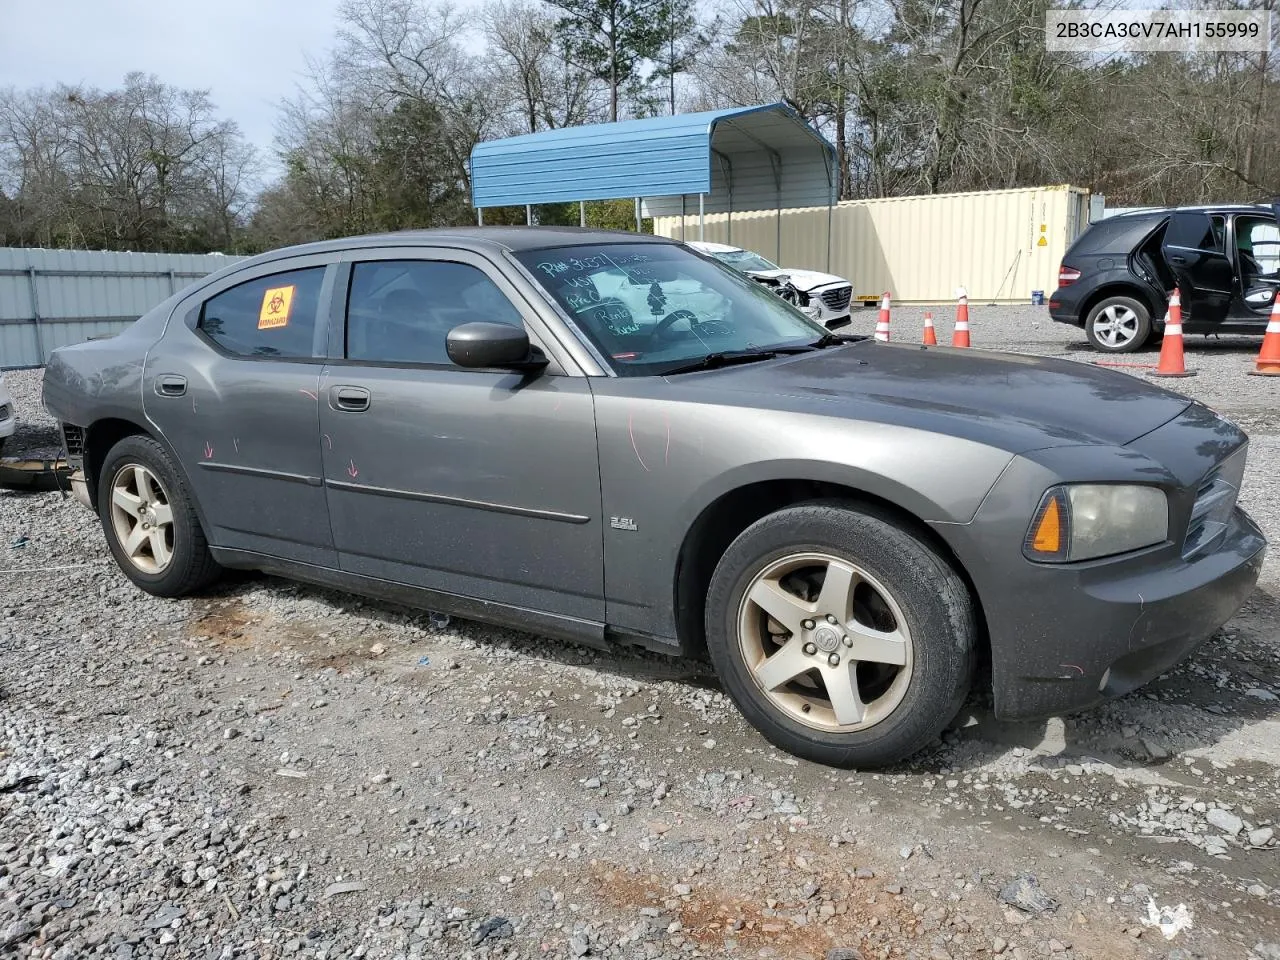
[326,261,352,361]
[1209,215,1226,253]
[334,247,569,375]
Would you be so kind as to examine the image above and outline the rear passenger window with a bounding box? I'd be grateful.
[346,260,524,365]
[1166,212,1226,254]
[198,268,325,358]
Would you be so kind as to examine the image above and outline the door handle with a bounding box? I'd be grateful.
[329,386,371,412]
[155,375,187,397]
[1168,255,1188,265]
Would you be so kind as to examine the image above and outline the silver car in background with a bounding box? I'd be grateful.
[0,375,16,454]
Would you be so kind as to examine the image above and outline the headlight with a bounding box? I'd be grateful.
[1024,484,1168,562]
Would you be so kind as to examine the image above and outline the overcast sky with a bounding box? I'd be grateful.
[0,0,351,156]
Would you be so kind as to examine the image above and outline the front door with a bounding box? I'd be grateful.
[144,257,337,567]
[317,249,605,621]
[1162,210,1232,325]
[1230,213,1280,321]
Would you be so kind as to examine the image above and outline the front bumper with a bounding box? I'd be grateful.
[993,506,1263,718]
[799,284,853,327]
[939,406,1266,720]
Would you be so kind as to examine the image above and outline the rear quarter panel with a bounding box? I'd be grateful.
[42,295,178,428]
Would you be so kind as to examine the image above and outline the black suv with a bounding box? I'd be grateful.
[1050,203,1280,352]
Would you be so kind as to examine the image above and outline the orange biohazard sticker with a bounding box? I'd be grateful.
[258,285,295,329]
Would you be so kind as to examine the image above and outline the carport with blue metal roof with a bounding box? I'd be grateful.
[469,103,838,269]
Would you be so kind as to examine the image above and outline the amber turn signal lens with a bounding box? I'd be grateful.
[1032,497,1061,552]
[1025,489,1069,561]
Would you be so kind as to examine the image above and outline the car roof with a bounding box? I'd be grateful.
[236,227,677,272]
[1109,202,1274,220]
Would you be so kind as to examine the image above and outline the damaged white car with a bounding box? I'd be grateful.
[0,375,15,455]
[687,240,853,328]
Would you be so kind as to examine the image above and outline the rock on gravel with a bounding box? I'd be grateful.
[1206,807,1244,835]
[998,874,1060,914]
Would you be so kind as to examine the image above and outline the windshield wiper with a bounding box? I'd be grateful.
[809,333,848,348]
[765,334,847,357]
[662,350,779,375]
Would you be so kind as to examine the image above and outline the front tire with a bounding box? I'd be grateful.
[1085,295,1152,353]
[97,434,221,597]
[705,502,976,768]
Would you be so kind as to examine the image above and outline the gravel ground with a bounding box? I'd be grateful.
[1,307,1278,960]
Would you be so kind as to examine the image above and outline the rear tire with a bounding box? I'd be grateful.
[1085,295,1152,353]
[704,501,976,768]
[97,434,220,597]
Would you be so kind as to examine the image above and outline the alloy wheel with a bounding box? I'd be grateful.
[109,463,175,574]
[1093,304,1140,348]
[737,552,913,733]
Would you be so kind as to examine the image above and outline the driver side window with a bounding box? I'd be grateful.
[1237,216,1280,279]
[346,260,524,365]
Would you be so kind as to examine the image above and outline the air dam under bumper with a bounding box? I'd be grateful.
[991,506,1265,719]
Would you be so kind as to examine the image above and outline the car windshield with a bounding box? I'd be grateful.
[516,243,829,376]
[711,249,781,273]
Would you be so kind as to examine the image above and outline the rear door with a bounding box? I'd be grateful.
[316,247,605,621]
[144,256,338,567]
[1162,210,1232,325]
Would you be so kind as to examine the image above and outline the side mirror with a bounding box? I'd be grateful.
[446,322,547,372]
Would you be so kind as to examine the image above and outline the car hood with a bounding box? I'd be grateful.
[746,268,849,291]
[668,341,1193,453]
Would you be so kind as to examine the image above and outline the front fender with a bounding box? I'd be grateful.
[593,389,1013,640]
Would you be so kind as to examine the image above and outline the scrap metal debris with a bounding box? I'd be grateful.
[471,916,515,946]
[1142,899,1194,940]
[0,774,40,794]
[0,457,70,493]
[323,881,368,899]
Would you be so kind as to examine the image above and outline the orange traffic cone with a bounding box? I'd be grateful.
[952,287,970,347]
[1149,288,1196,379]
[1250,296,1280,376]
[922,311,937,346]
[875,292,891,342]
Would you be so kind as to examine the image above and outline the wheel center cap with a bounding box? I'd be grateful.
[813,626,840,653]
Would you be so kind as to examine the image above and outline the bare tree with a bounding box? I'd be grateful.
[483,0,602,133]
[0,74,259,251]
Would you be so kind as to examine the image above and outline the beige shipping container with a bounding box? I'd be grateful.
[653,185,1092,304]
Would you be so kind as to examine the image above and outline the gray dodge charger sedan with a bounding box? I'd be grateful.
[42,228,1265,767]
